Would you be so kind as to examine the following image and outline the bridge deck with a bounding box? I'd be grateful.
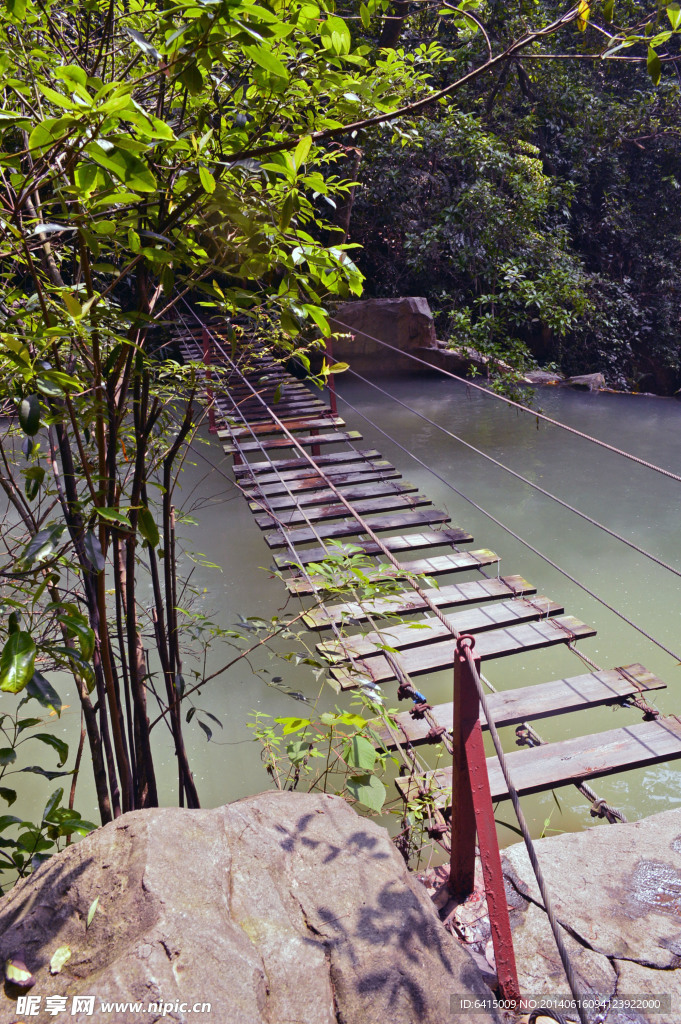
[176,329,678,818]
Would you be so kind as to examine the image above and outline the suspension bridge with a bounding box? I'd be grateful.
[172,313,681,1018]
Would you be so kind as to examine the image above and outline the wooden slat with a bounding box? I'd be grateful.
[395,715,681,804]
[223,429,362,454]
[220,416,345,439]
[377,664,666,748]
[233,448,384,477]
[330,615,597,689]
[248,478,415,512]
[318,596,563,659]
[264,508,452,549]
[254,492,432,529]
[302,574,532,628]
[282,542,490,580]
[242,466,400,498]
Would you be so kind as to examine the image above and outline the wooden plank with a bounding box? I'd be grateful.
[377,664,667,748]
[222,429,362,454]
[302,574,532,628]
[330,615,597,689]
[233,448,384,477]
[395,715,681,804]
[220,416,344,439]
[281,541,489,579]
[253,492,432,529]
[318,596,563,659]
[241,465,400,497]
[264,508,452,549]
[246,476,410,509]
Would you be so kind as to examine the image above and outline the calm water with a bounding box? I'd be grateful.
[33,375,681,847]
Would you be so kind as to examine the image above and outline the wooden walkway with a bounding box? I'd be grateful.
[175,326,681,811]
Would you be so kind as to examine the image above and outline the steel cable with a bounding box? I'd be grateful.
[331,321,681,486]
[345,367,681,582]
[332,389,681,662]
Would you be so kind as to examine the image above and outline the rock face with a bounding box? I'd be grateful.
[503,807,681,1023]
[329,297,439,373]
[0,792,497,1024]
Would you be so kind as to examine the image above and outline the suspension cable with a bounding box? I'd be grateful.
[331,321,681,486]
[345,367,681,582]
[332,388,681,663]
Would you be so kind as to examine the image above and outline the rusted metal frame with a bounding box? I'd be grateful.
[449,634,520,1003]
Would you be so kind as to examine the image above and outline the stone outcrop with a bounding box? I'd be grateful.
[504,807,681,1023]
[329,297,439,373]
[0,791,498,1024]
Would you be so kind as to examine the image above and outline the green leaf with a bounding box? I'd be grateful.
[86,896,99,929]
[42,788,64,822]
[24,466,45,501]
[668,4,681,31]
[26,671,62,715]
[0,749,17,767]
[17,525,65,569]
[138,507,160,547]
[360,2,371,29]
[58,614,95,661]
[343,735,377,771]
[244,44,289,79]
[37,83,79,111]
[86,142,156,193]
[648,45,662,85]
[0,632,36,694]
[274,716,311,735]
[180,63,204,94]
[83,530,105,572]
[20,766,72,781]
[49,946,72,975]
[0,788,16,807]
[0,815,21,831]
[96,507,132,529]
[346,773,386,811]
[30,733,69,767]
[293,136,312,169]
[199,164,216,194]
[19,395,41,436]
[285,739,313,764]
[321,16,351,55]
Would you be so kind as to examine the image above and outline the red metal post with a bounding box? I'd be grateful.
[326,335,338,417]
[202,327,217,437]
[450,635,520,1004]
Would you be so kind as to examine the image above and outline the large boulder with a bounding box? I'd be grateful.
[504,807,681,1023]
[0,791,498,1024]
[329,297,439,373]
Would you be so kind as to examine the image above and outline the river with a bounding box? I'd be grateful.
[36,374,681,849]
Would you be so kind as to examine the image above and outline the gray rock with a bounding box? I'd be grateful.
[0,792,498,1024]
[329,297,437,373]
[559,372,605,391]
[503,808,681,1023]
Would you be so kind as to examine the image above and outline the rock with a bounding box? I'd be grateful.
[503,807,681,1023]
[329,297,438,373]
[0,792,498,1024]
[523,370,564,385]
[559,372,605,391]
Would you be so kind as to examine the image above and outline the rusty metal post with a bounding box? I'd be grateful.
[449,636,477,900]
[202,327,218,437]
[451,635,520,1004]
[326,335,338,417]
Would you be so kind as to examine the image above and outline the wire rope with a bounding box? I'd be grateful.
[332,389,681,662]
[331,321,681,486]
